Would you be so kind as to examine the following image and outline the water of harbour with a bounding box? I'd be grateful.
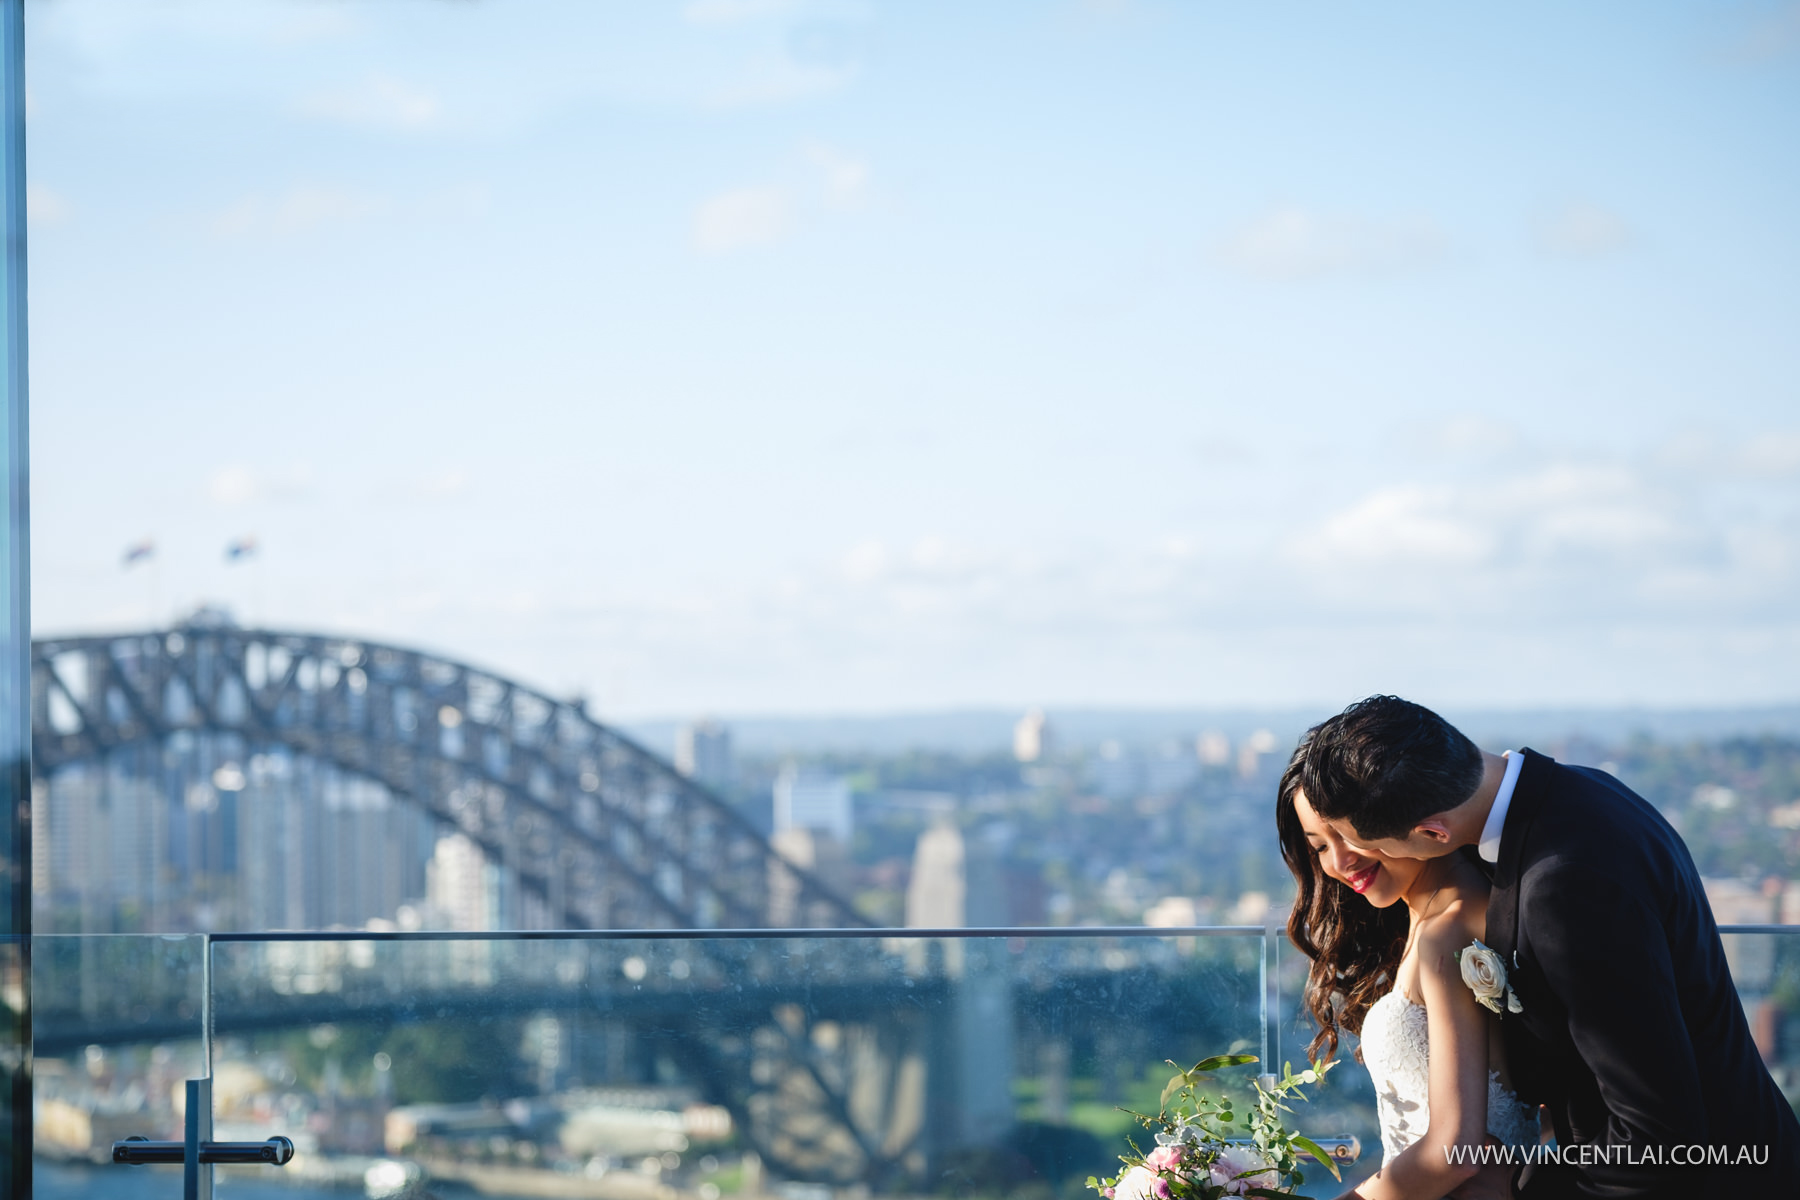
[33,1158,518,1199]
[36,1160,340,1198]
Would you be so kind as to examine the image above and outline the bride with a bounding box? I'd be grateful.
[1277,758,1538,1200]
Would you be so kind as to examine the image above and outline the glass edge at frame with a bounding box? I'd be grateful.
[206,924,1273,943]
[26,923,1798,944]
[28,925,1271,944]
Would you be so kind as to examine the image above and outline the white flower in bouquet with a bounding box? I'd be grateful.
[1208,1144,1276,1196]
[1111,1164,1167,1200]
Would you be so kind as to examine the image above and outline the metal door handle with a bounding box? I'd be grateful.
[112,1135,295,1166]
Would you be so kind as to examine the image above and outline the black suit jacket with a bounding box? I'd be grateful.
[1486,750,1800,1198]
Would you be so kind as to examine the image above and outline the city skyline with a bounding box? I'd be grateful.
[23,0,1800,717]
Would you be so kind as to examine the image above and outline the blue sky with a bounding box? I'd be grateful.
[22,0,1800,716]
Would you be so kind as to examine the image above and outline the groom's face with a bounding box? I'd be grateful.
[1329,817,1459,861]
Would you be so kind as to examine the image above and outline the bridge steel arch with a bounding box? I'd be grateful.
[31,622,867,931]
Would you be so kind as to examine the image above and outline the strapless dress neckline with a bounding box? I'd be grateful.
[1359,989,1538,1167]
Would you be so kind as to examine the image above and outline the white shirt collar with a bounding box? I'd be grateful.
[1478,750,1525,864]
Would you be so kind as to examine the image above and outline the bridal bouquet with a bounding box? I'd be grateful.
[1089,1055,1340,1200]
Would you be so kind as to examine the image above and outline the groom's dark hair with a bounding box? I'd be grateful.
[1295,695,1484,841]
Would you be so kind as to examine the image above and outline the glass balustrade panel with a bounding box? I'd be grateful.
[30,928,1798,1197]
[31,933,209,1198]
[1719,928,1800,1114]
[197,931,1268,1199]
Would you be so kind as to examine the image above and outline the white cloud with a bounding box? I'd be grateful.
[1299,485,1492,568]
[414,469,473,501]
[212,186,387,238]
[805,142,870,207]
[1418,415,1520,457]
[1742,432,1800,478]
[693,185,791,253]
[1219,205,1447,280]
[840,536,991,589]
[1294,462,1693,577]
[1280,452,1800,631]
[689,145,871,254]
[1501,463,1689,558]
[209,465,259,506]
[208,463,314,506]
[841,539,888,582]
[296,74,441,131]
[27,184,69,226]
[210,184,485,240]
[910,536,951,571]
[1536,202,1633,258]
[1649,431,1800,482]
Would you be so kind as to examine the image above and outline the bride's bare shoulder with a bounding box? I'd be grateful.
[1435,858,1492,935]
[1418,891,1488,958]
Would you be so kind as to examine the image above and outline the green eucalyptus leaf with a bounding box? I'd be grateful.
[1190,1054,1257,1073]
[1290,1136,1344,1181]
[1161,1073,1187,1111]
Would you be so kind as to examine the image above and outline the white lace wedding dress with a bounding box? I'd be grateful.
[1360,990,1540,1168]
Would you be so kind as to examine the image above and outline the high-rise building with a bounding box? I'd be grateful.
[426,832,503,932]
[906,824,966,928]
[1012,708,1051,763]
[1238,728,1280,778]
[232,753,435,932]
[33,741,439,933]
[905,821,1007,928]
[32,761,165,931]
[674,718,734,790]
[767,826,854,926]
[772,764,852,842]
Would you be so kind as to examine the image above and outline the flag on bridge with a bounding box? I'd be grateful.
[121,538,155,567]
[224,535,258,562]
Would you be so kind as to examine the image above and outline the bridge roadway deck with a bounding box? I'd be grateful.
[35,974,962,1055]
[34,963,1238,1055]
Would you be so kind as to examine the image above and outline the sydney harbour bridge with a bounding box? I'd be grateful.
[32,618,865,933]
[27,618,1267,1186]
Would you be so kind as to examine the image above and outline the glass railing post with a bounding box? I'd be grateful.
[202,932,213,1079]
[1273,927,1283,1074]
[1258,925,1276,1091]
[184,1076,213,1200]
[0,0,27,1195]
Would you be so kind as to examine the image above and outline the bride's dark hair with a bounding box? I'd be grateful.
[1277,741,1408,1065]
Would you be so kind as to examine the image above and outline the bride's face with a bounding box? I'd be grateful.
[1293,789,1425,908]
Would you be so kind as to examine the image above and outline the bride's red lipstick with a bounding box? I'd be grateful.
[1346,864,1380,894]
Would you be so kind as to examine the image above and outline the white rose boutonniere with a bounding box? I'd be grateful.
[1455,939,1523,1015]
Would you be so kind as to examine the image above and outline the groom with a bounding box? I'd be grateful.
[1295,696,1800,1199]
